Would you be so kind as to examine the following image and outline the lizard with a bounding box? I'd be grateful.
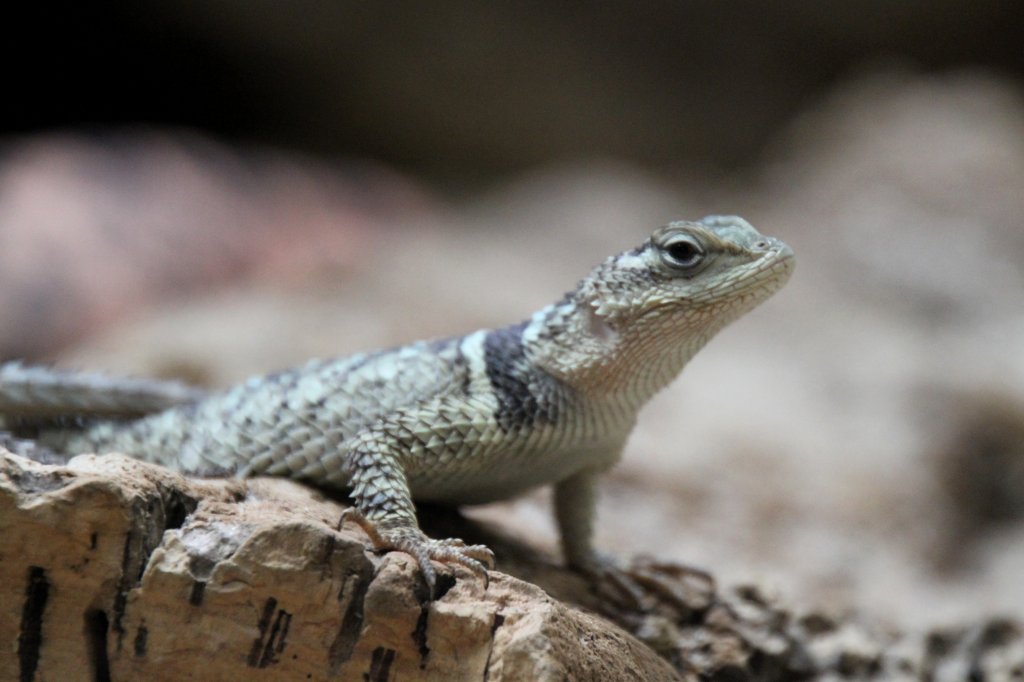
[0,215,794,594]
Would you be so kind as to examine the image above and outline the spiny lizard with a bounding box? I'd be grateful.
[0,216,793,592]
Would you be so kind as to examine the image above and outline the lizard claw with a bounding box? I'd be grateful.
[338,507,494,595]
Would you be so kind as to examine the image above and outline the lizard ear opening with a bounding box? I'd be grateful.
[584,302,619,344]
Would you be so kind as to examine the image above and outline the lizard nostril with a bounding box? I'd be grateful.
[753,240,770,250]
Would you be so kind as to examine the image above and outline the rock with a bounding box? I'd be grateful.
[2,450,1021,680]
[0,451,679,681]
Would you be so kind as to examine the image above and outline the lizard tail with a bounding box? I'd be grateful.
[0,431,72,464]
[0,361,207,419]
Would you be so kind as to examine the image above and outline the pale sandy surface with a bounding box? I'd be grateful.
[47,71,1024,629]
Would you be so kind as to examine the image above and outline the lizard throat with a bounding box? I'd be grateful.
[522,298,715,407]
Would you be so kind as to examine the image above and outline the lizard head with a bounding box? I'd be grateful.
[528,215,793,395]
[578,215,794,334]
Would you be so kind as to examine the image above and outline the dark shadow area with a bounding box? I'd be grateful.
[4,1,1022,180]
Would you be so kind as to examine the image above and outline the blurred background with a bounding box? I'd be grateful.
[3,1,1024,628]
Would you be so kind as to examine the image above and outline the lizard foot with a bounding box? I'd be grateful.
[338,508,495,595]
[582,553,715,621]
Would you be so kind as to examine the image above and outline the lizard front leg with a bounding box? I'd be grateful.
[329,432,494,594]
[555,467,604,571]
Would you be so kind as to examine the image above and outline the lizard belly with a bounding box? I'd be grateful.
[407,437,619,505]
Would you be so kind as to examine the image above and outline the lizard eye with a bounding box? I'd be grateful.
[660,237,705,270]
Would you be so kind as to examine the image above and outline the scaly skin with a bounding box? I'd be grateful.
[0,216,794,591]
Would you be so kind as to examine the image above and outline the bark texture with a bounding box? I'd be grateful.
[1,451,1020,681]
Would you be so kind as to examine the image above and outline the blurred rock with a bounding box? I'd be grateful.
[925,392,1024,572]
[0,132,434,361]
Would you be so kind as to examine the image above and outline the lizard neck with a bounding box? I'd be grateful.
[522,295,721,410]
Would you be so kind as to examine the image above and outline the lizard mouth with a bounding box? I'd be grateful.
[752,242,795,283]
[721,240,795,294]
